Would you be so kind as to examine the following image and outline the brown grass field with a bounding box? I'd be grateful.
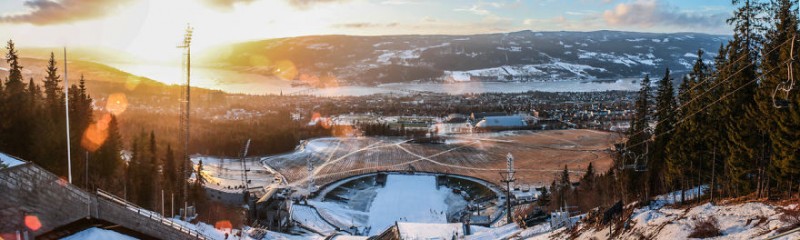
[262,129,621,188]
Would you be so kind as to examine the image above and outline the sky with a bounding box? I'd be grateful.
[0,0,735,62]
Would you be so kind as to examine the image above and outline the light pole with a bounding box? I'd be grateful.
[500,153,516,224]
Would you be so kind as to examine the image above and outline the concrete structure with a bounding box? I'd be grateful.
[0,161,209,239]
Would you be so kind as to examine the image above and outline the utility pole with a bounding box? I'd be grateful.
[85,151,89,189]
[64,47,72,184]
[240,139,251,224]
[177,25,193,220]
[500,153,516,224]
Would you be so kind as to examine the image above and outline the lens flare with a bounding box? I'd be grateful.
[215,220,233,230]
[308,112,332,129]
[106,93,129,115]
[272,60,298,81]
[81,113,112,152]
[24,215,41,231]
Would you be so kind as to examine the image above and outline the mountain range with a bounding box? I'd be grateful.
[199,30,730,87]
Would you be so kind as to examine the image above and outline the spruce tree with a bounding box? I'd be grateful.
[92,115,123,191]
[43,52,63,118]
[652,68,676,195]
[721,0,767,196]
[163,144,178,200]
[756,0,800,197]
[1,40,35,162]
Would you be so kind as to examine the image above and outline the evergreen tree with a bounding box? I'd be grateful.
[43,52,63,118]
[755,0,800,198]
[92,115,123,191]
[27,78,41,104]
[163,143,179,212]
[561,165,570,188]
[666,75,694,203]
[126,140,141,202]
[652,68,676,195]
[622,75,652,201]
[1,40,35,162]
[581,162,596,191]
[721,0,767,196]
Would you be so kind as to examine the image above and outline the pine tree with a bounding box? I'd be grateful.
[561,165,570,188]
[126,140,141,202]
[721,0,767,196]
[755,0,800,198]
[652,68,676,195]
[163,143,178,212]
[1,40,35,162]
[622,75,651,201]
[27,78,41,104]
[666,75,693,203]
[43,52,63,118]
[581,162,596,191]
[92,115,123,191]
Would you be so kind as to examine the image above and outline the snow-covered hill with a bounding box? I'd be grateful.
[201,31,728,86]
[520,187,800,240]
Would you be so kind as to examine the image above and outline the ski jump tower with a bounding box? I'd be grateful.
[178,25,193,219]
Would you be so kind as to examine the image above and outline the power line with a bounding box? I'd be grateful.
[622,37,795,148]
[622,56,794,153]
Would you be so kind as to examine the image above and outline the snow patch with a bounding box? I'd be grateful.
[61,227,137,240]
[0,152,24,169]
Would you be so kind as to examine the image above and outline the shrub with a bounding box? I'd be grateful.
[688,216,722,238]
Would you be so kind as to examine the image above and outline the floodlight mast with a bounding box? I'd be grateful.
[177,25,193,220]
[500,153,516,224]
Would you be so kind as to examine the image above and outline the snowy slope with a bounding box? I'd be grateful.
[0,152,24,169]
[522,187,800,240]
[397,222,464,239]
[60,227,137,240]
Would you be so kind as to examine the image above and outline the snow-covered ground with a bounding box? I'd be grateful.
[292,205,338,235]
[522,186,800,240]
[396,222,464,239]
[0,152,24,169]
[191,155,279,193]
[60,227,137,240]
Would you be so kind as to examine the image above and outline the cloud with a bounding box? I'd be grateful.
[454,5,491,16]
[0,0,133,25]
[602,0,727,30]
[200,0,256,10]
[332,22,399,29]
[381,0,423,5]
[286,0,350,10]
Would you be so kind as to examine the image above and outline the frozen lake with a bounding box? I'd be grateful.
[108,63,642,96]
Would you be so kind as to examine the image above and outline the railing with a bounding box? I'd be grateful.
[96,189,211,239]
